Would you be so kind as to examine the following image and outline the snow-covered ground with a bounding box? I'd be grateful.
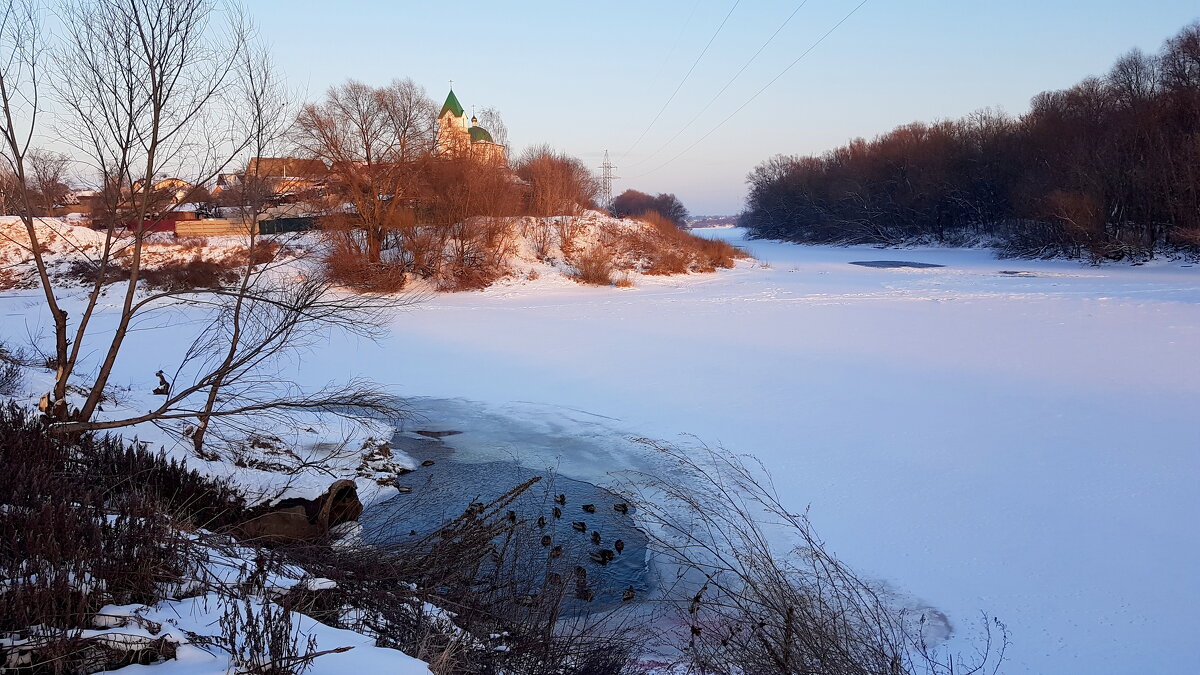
[314,229,1198,674]
[4,221,1198,673]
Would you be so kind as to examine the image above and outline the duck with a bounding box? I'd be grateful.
[540,535,552,547]
[581,504,596,513]
[614,539,625,554]
[537,515,546,528]
[571,521,587,532]
[614,503,629,514]
[591,531,601,545]
[554,494,566,505]
[622,587,636,602]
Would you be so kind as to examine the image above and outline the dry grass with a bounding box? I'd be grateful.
[0,403,244,671]
[226,240,284,267]
[558,212,746,287]
[632,211,745,275]
[324,245,408,293]
[0,268,19,291]
[567,245,615,285]
[139,256,243,291]
[315,213,745,293]
[66,253,243,291]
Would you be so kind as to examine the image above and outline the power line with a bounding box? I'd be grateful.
[618,0,742,162]
[626,0,811,170]
[647,0,703,94]
[629,0,871,180]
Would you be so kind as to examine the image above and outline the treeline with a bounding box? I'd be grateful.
[610,188,688,226]
[741,22,1200,261]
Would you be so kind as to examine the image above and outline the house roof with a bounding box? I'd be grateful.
[247,157,328,178]
[468,126,494,143]
[441,89,464,117]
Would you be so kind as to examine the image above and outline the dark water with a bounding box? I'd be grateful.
[360,432,652,611]
[849,260,945,269]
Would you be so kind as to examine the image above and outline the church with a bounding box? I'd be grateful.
[435,88,506,164]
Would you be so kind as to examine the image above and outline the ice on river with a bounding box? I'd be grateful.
[319,230,1199,674]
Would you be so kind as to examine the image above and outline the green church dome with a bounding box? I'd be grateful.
[469,126,494,143]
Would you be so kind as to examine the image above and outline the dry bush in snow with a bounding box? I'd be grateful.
[568,244,616,286]
[617,440,1008,675]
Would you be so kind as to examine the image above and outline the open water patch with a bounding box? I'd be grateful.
[361,430,651,612]
[849,260,945,269]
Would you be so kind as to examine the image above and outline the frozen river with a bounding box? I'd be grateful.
[315,229,1199,674]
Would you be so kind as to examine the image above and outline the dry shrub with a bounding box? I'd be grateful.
[437,218,514,291]
[324,217,521,293]
[556,218,583,258]
[65,249,246,291]
[0,344,23,396]
[568,245,615,286]
[210,553,320,675]
[614,274,634,288]
[400,227,445,278]
[436,263,506,292]
[523,219,555,260]
[1168,225,1200,254]
[0,267,19,291]
[0,403,245,671]
[323,240,408,293]
[226,240,284,267]
[139,255,242,291]
[618,441,1008,675]
[633,211,744,275]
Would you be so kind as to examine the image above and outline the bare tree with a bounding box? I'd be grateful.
[474,106,509,150]
[0,1,410,449]
[26,148,69,215]
[514,144,598,216]
[293,78,437,264]
[188,37,305,455]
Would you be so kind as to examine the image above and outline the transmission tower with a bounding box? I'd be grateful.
[599,150,619,212]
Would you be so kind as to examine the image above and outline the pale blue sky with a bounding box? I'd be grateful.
[253,0,1198,215]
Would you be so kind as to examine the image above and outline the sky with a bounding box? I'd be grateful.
[252,0,1199,215]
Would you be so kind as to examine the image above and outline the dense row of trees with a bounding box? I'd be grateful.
[742,22,1200,261]
[611,188,688,226]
